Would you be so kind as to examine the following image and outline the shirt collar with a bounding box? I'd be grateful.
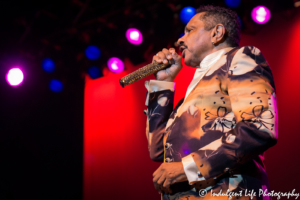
[198,47,234,72]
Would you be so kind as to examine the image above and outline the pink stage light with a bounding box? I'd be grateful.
[107,57,124,73]
[126,28,143,45]
[251,6,271,24]
[6,68,24,87]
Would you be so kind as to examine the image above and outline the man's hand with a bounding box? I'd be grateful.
[153,162,188,194]
[152,48,183,82]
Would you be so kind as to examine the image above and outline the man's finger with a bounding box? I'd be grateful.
[162,48,169,55]
[153,172,162,183]
[153,167,164,184]
[166,185,173,194]
[157,51,166,60]
[156,51,168,64]
[153,165,160,178]
[156,172,166,185]
[160,185,170,195]
[162,48,172,60]
[152,55,162,63]
[158,172,173,194]
[169,48,175,53]
[154,182,162,194]
[160,183,172,194]
[153,163,165,177]
[162,176,172,189]
[153,173,166,194]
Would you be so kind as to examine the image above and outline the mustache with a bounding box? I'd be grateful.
[180,44,187,49]
[177,41,188,53]
[179,44,188,53]
[178,41,187,48]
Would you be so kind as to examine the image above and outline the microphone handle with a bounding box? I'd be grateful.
[119,59,175,87]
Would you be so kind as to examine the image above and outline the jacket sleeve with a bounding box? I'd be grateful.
[189,46,278,180]
[145,80,175,162]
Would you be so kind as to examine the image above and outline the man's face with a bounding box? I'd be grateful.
[178,13,213,67]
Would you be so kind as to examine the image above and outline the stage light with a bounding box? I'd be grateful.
[49,79,63,92]
[6,68,24,87]
[225,0,241,8]
[42,58,55,73]
[88,66,103,79]
[107,57,124,73]
[180,7,196,24]
[251,6,271,24]
[126,28,143,45]
[85,45,101,60]
[184,150,191,154]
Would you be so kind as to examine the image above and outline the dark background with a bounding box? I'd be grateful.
[0,0,298,200]
[0,50,84,199]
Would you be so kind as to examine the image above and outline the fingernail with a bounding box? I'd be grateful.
[163,59,167,63]
[167,55,172,59]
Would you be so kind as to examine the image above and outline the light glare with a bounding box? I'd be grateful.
[179,7,196,24]
[251,6,271,24]
[107,57,124,73]
[6,68,24,87]
[126,28,143,45]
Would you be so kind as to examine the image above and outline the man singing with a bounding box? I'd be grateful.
[144,5,278,200]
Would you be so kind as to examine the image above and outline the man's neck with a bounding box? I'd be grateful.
[199,44,234,69]
[210,42,232,54]
[195,43,232,68]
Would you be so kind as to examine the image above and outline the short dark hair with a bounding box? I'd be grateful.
[196,5,241,47]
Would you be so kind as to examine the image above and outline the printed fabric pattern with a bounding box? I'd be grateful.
[145,46,278,200]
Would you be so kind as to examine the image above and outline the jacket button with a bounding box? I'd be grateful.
[143,110,148,115]
[165,143,171,150]
[197,171,201,177]
[165,157,172,163]
[224,167,230,173]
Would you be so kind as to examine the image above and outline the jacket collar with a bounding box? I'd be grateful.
[197,47,234,72]
[184,47,234,100]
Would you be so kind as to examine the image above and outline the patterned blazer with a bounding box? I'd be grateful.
[145,46,278,200]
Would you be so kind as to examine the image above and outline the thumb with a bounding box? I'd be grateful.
[171,51,182,65]
[172,52,181,63]
[168,48,182,65]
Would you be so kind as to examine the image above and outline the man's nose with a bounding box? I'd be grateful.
[177,39,185,47]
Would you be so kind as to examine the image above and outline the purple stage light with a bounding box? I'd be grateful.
[126,28,143,45]
[251,6,271,24]
[107,57,124,73]
[6,68,24,87]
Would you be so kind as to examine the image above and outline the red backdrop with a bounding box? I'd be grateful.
[84,9,300,200]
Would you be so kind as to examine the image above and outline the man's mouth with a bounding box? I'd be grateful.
[179,46,187,58]
[179,46,186,53]
[182,49,186,58]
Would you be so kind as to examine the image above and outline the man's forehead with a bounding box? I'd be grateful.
[186,13,204,27]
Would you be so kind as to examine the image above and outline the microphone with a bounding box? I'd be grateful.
[119,58,175,87]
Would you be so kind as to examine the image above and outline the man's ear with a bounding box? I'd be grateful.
[211,24,226,45]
